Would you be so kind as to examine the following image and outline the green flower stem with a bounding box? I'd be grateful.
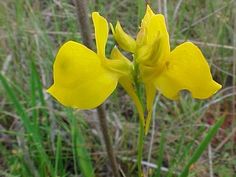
[137,120,144,177]
[135,2,147,174]
[134,61,145,177]
[74,1,120,177]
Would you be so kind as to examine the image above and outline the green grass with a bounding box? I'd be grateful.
[0,0,235,176]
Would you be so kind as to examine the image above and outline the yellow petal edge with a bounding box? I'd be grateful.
[92,12,109,58]
[154,42,222,100]
[47,41,118,109]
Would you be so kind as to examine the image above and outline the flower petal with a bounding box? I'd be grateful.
[119,77,144,126]
[108,46,133,76]
[92,12,109,57]
[110,22,136,53]
[109,48,143,124]
[136,13,170,66]
[141,5,155,27]
[154,42,222,100]
[47,41,118,109]
[144,83,156,135]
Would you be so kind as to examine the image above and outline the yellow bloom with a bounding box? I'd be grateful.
[112,5,222,133]
[47,13,134,110]
[110,21,136,53]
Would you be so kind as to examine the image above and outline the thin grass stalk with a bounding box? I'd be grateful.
[74,1,120,177]
[147,94,160,175]
[163,0,168,29]
[232,0,236,153]
[157,0,162,13]
[137,0,145,25]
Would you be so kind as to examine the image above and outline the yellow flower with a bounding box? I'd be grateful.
[47,13,135,110]
[110,21,136,53]
[111,5,222,133]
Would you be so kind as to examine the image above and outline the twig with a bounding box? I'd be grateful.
[208,144,214,177]
[22,31,236,51]
[174,88,236,122]
[74,0,93,49]
[147,94,160,162]
[26,30,81,35]
[178,0,234,34]
[119,165,127,177]
[172,39,236,50]
[171,0,184,37]
[172,0,184,21]
[202,92,236,110]
[215,127,236,152]
[232,0,236,153]
[157,0,162,13]
[118,156,180,175]
[211,63,235,77]
[146,94,160,176]
[1,54,12,75]
[97,107,120,177]
[163,0,168,29]
[73,1,120,176]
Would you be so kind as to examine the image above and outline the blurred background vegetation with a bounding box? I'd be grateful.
[0,0,235,176]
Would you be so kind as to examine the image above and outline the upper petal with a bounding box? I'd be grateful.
[108,46,133,77]
[144,83,156,134]
[136,12,170,66]
[92,12,109,58]
[47,41,118,109]
[110,22,136,53]
[141,5,155,27]
[154,42,222,100]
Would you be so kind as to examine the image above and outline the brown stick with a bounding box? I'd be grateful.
[74,0,94,49]
[74,1,120,177]
[97,106,120,177]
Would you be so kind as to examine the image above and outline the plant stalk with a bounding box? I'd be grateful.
[137,120,144,177]
[135,3,147,175]
[97,106,120,177]
[74,1,120,177]
[74,0,93,48]
[134,61,145,177]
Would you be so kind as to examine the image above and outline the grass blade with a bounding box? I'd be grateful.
[154,131,166,177]
[30,61,38,122]
[30,61,46,107]
[179,116,225,177]
[54,133,62,176]
[137,0,145,25]
[0,73,54,176]
[66,109,95,177]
